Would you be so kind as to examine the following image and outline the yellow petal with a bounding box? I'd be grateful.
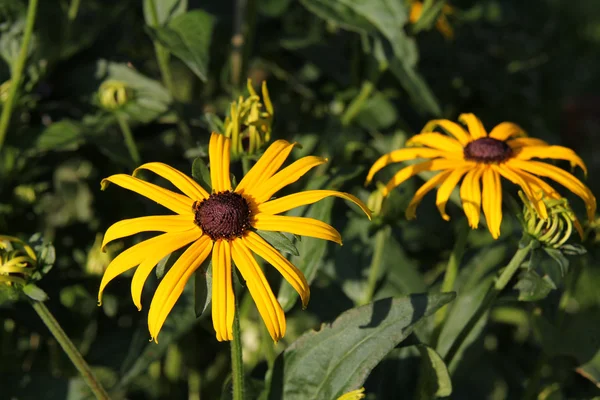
[250,156,327,204]
[230,240,286,342]
[148,235,212,342]
[383,159,474,197]
[243,231,310,308]
[252,213,342,244]
[102,215,196,250]
[488,122,526,141]
[481,167,502,239]
[507,138,548,149]
[494,164,548,219]
[212,240,235,342]
[257,190,371,220]
[236,140,295,195]
[366,148,461,185]
[458,113,487,139]
[406,170,453,219]
[102,174,194,215]
[209,132,232,192]
[406,132,464,152]
[134,162,209,201]
[460,167,484,229]
[508,159,596,221]
[436,168,469,221]
[514,145,588,176]
[262,80,274,115]
[421,119,471,145]
[130,229,203,311]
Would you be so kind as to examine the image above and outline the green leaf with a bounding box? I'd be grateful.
[416,345,452,398]
[23,284,49,302]
[411,0,447,33]
[194,260,212,318]
[147,10,215,82]
[256,230,299,256]
[35,120,84,152]
[156,250,180,280]
[192,156,212,192]
[266,293,456,400]
[560,243,586,256]
[514,269,554,302]
[143,0,187,26]
[544,247,570,276]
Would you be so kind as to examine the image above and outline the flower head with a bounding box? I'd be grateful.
[0,236,36,286]
[409,1,455,40]
[99,80,132,111]
[99,133,371,342]
[366,113,596,239]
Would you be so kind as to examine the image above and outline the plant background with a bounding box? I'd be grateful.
[1,0,600,399]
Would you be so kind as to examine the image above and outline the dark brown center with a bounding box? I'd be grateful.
[193,191,250,241]
[463,137,513,163]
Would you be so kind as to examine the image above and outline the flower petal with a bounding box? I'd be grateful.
[148,235,212,342]
[250,156,327,204]
[257,190,371,219]
[488,122,526,141]
[230,240,286,342]
[494,164,548,219]
[481,167,502,239]
[436,167,469,221]
[406,132,464,152]
[102,174,194,215]
[252,213,342,244]
[212,240,235,342]
[421,119,472,145]
[243,231,310,308]
[130,230,203,310]
[236,140,295,194]
[102,215,196,250]
[209,132,232,192]
[406,170,453,219]
[514,145,588,176]
[134,162,209,201]
[458,113,487,139]
[366,148,462,185]
[460,167,484,229]
[508,138,549,149]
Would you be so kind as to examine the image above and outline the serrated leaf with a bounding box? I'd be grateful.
[416,345,452,398]
[146,10,215,82]
[194,260,212,318]
[23,284,49,302]
[192,157,212,192]
[514,270,554,302]
[256,230,299,256]
[266,292,456,400]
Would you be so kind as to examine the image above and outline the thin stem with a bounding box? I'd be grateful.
[231,0,246,89]
[231,301,246,400]
[116,113,141,166]
[340,81,374,126]
[67,0,82,22]
[31,301,110,399]
[359,226,389,305]
[0,0,38,153]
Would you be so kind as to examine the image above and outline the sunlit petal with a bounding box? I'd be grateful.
[102,215,196,250]
[236,140,295,194]
[507,137,548,149]
[481,167,502,239]
[406,132,464,152]
[459,113,487,139]
[134,162,209,201]
[406,170,453,220]
[436,167,469,221]
[212,240,235,342]
[252,213,342,244]
[257,190,371,219]
[209,132,232,192]
[421,119,471,145]
[494,164,548,219]
[488,122,526,141]
[514,145,588,175]
[460,167,484,228]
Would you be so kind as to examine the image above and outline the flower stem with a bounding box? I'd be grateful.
[116,113,141,166]
[340,81,374,126]
[231,301,246,400]
[231,0,257,90]
[31,300,110,399]
[360,225,389,305]
[444,240,533,368]
[0,0,38,153]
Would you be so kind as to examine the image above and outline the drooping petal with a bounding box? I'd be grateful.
[513,145,588,175]
[236,140,295,194]
[230,240,286,342]
[458,113,487,139]
[250,156,327,204]
[406,170,453,219]
[489,122,526,141]
[252,214,342,244]
[508,159,596,220]
[481,167,503,239]
[494,164,548,219]
[243,231,310,308]
[406,132,464,152]
[460,167,484,229]
[257,190,371,219]
[102,215,197,250]
[421,119,472,145]
[209,133,232,192]
[147,235,212,342]
[507,138,549,149]
[436,168,469,221]
[130,229,204,310]
[134,162,209,201]
[366,148,461,185]
[211,240,235,342]
[102,175,194,215]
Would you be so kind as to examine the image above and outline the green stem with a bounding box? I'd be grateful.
[360,226,389,305]
[67,0,82,21]
[116,113,141,166]
[340,81,374,126]
[31,301,110,400]
[444,241,533,368]
[231,301,246,400]
[261,323,277,369]
[0,0,38,153]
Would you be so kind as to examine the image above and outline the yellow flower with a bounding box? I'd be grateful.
[366,113,596,239]
[409,1,455,40]
[337,387,365,400]
[99,133,371,342]
[0,236,37,286]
